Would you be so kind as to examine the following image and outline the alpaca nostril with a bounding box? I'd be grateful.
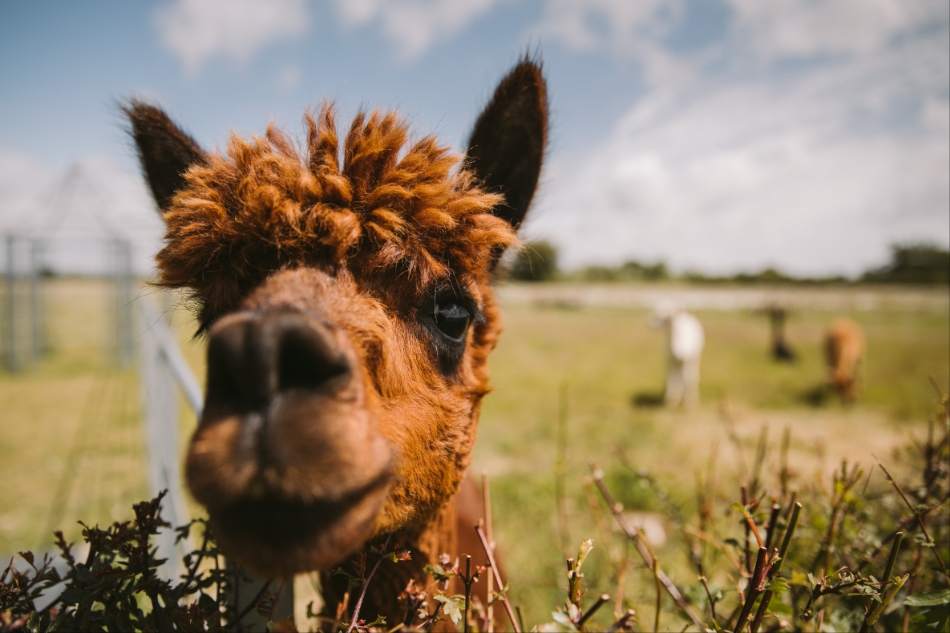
[204,311,349,415]
[205,314,271,411]
[273,315,349,393]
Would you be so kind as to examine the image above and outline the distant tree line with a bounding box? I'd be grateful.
[861,243,949,284]
[507,241,949,284]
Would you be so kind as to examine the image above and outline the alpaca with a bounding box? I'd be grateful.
[650,303,704,408]
[126,58,547,626]
[762,304,796,362]
[826,318,864,402]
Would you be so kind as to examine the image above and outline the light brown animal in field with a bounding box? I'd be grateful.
[825,318,864,402]
[126,58,546,626]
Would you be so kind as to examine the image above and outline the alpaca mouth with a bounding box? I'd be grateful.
[208,465,395,576]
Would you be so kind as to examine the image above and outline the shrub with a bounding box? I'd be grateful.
[3,384,948,632]
[862,244,950,285]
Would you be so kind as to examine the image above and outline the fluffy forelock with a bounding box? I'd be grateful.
[155,104,515,319]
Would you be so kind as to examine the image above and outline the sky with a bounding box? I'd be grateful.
[0,0,947,276]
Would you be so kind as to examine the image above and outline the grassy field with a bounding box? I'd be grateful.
[471,286,949,626]
[1,279,948,628]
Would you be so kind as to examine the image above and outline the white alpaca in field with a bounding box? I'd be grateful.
[650,303,705,408]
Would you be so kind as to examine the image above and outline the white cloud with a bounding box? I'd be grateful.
[530,30,949,276]
[332,0,504,62]
[0,151,164,276]
[533,0,694,86]
[0,148,55,229]
[534,0,678,52]
[727,0,946,60]
[153,0,310,76]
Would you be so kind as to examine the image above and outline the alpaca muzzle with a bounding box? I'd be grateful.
[187,308,396,575]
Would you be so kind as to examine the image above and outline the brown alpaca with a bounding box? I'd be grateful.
[825,318,864,402]
[126,59,547,626]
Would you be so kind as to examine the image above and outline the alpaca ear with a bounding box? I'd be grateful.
[466,57,548,230]
[125,100,206,213]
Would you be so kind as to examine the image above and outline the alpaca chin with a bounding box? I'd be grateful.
[186,385,398,575]
[207,470,393,576]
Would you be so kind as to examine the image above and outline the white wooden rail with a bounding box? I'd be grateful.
[137,295,202,578]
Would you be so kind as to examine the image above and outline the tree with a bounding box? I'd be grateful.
[862,243,950,284]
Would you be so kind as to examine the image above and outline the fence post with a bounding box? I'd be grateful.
[138,295,193,579]
[30,239,46,361]
[137,294,294,620]
[4,234,17,372]
[115,239,134,367]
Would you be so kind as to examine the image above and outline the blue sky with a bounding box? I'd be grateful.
[1,0,947,276]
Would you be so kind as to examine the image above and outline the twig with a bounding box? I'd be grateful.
[733,547,768,633]
[684,526,742,570]
[176,527,209,599]
[750,502,802,633]
[718,400,749,482]
[475,523,520,633]
[749,425,769,498]
[556,382,571,555]
[698,565,718,625]
[738,496,765,550]
[334,591,350,632]
[482,473,495,633]
[577,593,610,629]
[515,605,526,633]
[929,373,949,419]
[779,426,791,499]
[763,503,781,553]
[225,578,273,631]
[741,486,752,573]
[268,579,286,623]
[876,458,949,580]
[859,532,903,633]
[463,556,472,633]
[583,479,628,617]
[606,609,637,632]
[652,559,662,633]
[589,462,705,629]
[347,534,393,633]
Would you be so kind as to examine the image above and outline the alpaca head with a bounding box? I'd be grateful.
[127,59,547,576]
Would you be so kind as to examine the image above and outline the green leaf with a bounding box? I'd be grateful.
[425,564,453,583]
[731,503,753,523]
[905,589,950,607]
[765,577,790,596]
[434,594,464,626]
[575,539,594,572]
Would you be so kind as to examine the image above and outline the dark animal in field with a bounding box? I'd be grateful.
[126,58,546,625]
[825,318,864,402]
[762,304,796,362]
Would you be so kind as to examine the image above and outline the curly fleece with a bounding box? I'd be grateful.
[156,105,516,319]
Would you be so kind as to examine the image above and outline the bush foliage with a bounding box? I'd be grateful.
[3,386,948,632]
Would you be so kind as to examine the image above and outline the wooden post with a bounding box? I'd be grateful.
[30,239,45,362]
[4,234,17,372]
[115,239,134,367]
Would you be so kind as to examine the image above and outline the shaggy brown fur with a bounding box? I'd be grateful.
[826,318,864,402]
[128,57,547,627]
[157,106,517,331]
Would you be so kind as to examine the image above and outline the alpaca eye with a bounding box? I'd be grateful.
[434,301,471,341]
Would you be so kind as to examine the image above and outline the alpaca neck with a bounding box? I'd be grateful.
[320,495,459,628]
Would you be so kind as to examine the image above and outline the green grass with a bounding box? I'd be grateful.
[1,279,948,629]
[471,292,949,626]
